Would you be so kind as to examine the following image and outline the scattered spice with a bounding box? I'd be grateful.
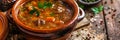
[100,20,103,25]
[76,35,79,37]
[87,34,90,37]
[112,14,115,17]
[111,8,116,12]
[104,1,107,4]
[112,14,115,19]
[95,25,98,26]
[81,29,84,30]
[90,16,93,18]
[119,21,120,23]
[113,9,117,12]
[93,36,95,38]
[108,12,111,14]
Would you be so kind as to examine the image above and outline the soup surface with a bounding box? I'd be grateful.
[18,0,73,29]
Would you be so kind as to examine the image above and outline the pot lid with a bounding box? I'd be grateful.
[0,12,8,40]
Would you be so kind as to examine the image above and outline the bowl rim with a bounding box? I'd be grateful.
[12,0,79,33]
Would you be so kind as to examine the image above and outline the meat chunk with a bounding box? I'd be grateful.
[33,19,45,26]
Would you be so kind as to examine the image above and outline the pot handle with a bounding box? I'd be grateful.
[77,7,85,21]
[73,7,85,31]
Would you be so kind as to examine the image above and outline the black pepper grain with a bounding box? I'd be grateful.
[100,20,103,25]
[113,9,117,12]
[108,12,111,14]
[119,21,120,23]
[104,1,107,4]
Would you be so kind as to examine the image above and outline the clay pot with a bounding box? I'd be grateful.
[0,12,8,40]
[12,0,85,40]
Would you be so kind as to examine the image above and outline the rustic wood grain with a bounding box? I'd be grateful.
[67,0,107,40]
[103,0,120,40]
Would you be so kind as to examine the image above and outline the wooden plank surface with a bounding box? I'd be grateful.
[67,0,107,40]
[103,0,120,40]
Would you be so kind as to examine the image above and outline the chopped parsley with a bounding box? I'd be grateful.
[38,1,52,9]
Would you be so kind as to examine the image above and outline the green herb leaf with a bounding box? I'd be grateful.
[43,2,52,9]
[43,6,47,9]
[91,7,99,14]
[29,10,35,15]
[44,2,48,6]
[38,2,44,8]
[98,6,104,11]
[38,1,52,9]
[91,5,103,15]
[47,2,52,8]
[29,6,36,15]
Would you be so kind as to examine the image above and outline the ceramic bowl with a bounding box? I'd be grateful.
[0,12,8,40]
[12,0,85,39]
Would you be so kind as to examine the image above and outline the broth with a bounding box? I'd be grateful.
[18,0,73,29]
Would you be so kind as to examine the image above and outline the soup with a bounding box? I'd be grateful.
[18,0,73,29]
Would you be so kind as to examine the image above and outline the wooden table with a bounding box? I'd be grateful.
[6,0,120,40]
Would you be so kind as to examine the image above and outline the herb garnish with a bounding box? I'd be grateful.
[91,5,103,15]
[38,1,52,9]
[29,7,36,15]
[29,6,40,17]
[38,2,44,8]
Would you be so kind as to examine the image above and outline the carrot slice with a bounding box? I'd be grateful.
[46,17,55,22]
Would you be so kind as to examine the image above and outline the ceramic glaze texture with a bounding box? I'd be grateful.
[0,12,8,40]
[0,20,3,34]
